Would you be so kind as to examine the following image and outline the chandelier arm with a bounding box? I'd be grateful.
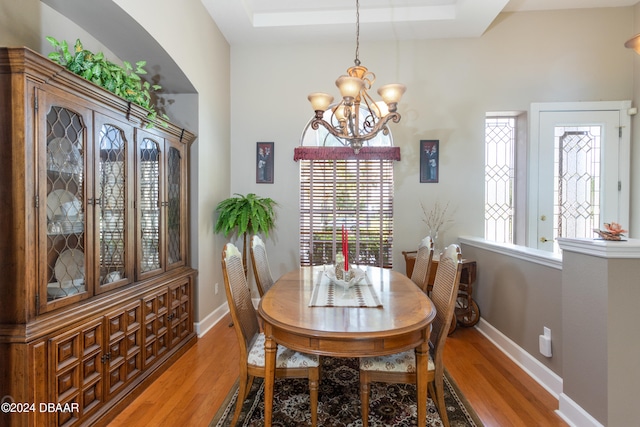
[354,113,401,142]
[353,102,361,137]
[362,113,376,134]
[311,118,351,141]
[360,90,376,112]
[311,112,401,145]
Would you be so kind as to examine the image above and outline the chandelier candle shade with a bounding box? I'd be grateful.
[307,0,406,154]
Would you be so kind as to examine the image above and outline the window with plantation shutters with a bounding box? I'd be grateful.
[299,158,394,268]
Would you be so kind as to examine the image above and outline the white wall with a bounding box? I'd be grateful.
[229,7,635,297]
[0,1,120,57]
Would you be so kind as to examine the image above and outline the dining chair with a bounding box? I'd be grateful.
[222,243,321,426]
[359,244,463,427]
[410,235,435,293]
[250,234,274,297]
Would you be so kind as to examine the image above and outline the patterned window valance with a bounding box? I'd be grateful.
[293,146,401,161]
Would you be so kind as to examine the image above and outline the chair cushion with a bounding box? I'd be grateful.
[248,333,320,368]
[360,350,435,373]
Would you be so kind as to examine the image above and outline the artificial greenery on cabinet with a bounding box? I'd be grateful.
[46,37,167,127]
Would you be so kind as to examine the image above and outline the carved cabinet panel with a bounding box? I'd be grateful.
[49,318,104,425]
[168,279,192,349]
[142,287,170,370]
[105,302,142,399]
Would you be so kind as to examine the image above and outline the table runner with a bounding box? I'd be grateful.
[309,270,382,308]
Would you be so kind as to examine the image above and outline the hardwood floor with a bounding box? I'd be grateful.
[443,327,567,426]
[108,313,567,426]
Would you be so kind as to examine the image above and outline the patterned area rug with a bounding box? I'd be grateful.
[210,357,483,426]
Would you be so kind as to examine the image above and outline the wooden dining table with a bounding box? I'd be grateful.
[257,265,437,427]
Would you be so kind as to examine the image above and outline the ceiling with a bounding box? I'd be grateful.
[202,0,639,46]
[41,0,639,94]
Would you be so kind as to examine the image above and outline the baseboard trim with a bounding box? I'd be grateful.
[195,302,229,337]
[557,393,604,427]
[475,318,605,427]
[475,318,563,398]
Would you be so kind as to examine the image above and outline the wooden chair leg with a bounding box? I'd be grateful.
[309,367,320,427]
[231,374,249,426]
[359,372,370,427]
[431,376,450,427]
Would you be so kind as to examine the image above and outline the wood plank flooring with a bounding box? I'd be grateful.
[108,313,567,426]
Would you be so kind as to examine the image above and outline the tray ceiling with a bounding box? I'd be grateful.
[202,0,639,46]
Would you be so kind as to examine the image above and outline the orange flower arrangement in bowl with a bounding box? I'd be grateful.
[594,222,627,241]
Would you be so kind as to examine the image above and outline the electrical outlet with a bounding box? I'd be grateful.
[539,326,552,357]
[215,283,219,295]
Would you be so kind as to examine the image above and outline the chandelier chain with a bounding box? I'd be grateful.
[355,0,361,66]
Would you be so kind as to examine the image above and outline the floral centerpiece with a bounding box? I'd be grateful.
[594,222,627,241]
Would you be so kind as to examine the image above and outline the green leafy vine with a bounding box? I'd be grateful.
[46,37,168,128]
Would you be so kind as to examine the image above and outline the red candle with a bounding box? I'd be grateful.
[345,228,349,271]
[344,230,349,271]
[340,225,349,272]
[340,225,344,264]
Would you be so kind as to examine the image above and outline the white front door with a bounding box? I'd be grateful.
[529,102,631,251]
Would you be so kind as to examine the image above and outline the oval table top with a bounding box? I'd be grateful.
[258,265,436,357]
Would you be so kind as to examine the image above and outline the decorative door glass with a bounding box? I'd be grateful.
[139,138,161,273]
[98,124,127,286]
[167,147,182,265]
[553,126,601,242]
[46,106,86,300]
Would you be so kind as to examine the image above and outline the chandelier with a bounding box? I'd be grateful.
[307,0,406,154]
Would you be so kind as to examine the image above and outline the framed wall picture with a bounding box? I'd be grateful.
[256,142,274,183]
[420,140,439,183]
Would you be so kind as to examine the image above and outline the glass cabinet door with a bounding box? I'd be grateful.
[166,144,184,268]
[95,116,133,293]
[137,134,163,278]
[135,132,187,279]
[44,104,88,305]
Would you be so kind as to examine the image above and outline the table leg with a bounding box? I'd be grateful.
[263,327,277,427]
[415,337,429,427]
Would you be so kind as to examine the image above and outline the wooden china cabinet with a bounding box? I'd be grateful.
[0,47,197,426]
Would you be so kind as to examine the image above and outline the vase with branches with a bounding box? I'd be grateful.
[421,200,453,251]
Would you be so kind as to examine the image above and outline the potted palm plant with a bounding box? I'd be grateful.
[214,193,277,276]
